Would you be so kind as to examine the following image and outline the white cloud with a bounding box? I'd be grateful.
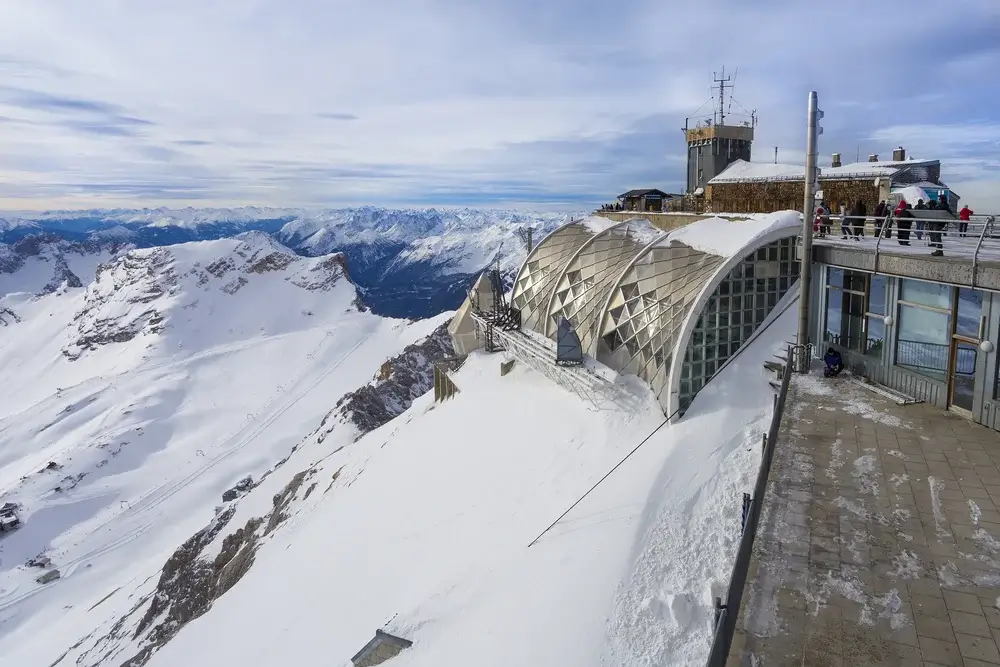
[0,0,998,209]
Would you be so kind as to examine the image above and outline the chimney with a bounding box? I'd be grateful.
[868,153,879,163]
[892,146,906,161]
[831,153,842,168]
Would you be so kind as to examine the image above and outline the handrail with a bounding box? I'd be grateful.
[873,212,894,274]
[705,345,795,667]
[972,216,996,289]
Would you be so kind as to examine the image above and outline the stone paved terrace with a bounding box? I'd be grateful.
[727,369,1000,666]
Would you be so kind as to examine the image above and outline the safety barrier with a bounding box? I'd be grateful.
[705,345,794,666]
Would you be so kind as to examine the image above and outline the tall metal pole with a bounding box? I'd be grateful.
[796,91,819,372]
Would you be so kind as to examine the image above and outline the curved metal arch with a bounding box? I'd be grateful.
[596,247,726,394]
[510,217,586,302]
[540,221,631,338]
[592,229,671,356]
[663,227,801,421]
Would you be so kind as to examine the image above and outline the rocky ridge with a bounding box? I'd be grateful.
[57,321,457,667]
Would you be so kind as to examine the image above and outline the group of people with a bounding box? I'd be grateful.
[814,195,975,257]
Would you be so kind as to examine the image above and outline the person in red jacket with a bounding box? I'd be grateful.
[959,205,974,237]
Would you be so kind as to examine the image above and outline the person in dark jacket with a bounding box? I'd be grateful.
[896,203,913,245]
[872,200,886,237]
[928,194,952,256]
[914,199,927,241]
[824,347,844,378]
[849,200,866,239]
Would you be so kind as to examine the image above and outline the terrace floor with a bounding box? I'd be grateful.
[727,370,1000,666]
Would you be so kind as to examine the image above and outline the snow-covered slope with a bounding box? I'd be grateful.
[0,207,576,318]
[3,293,798,667]
[0,233,458,666]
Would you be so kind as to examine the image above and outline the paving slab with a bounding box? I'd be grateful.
[727,370,1000,667]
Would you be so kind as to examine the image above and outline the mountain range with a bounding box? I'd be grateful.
[0,206,800,666]
[0,207,574,318]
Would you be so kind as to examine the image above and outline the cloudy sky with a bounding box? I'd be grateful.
[1,0,999,211]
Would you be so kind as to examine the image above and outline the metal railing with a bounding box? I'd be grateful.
[705,345,795,666]
[895,338,976,375]
[810,211,998,288]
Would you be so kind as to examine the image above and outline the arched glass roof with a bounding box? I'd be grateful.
[503,212,802,416]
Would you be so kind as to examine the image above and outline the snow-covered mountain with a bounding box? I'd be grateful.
[0,207,575,318]
[275,207,571,316]
[0,204,817,666]
[0,231,457,667]
[1,302,795,667]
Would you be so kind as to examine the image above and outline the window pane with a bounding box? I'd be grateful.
[869,275,887,315]
[824,289,865,351]
[866,316,885,359]
[957,288,982,338]
[895,304,951,381]
[900,279,952,310]
[844,270,867,292]
[825,289,842,345]
[827,267,844,289]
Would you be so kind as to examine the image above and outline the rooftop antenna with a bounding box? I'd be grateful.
[712,67,734,126]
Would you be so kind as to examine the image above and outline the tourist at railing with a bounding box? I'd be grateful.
[895,203,913,245]
[850,200,866,239]
[838,202,851,239]
[928,194,953,256]
[914,199,927,240]
[873,200,888,237]
[959,204,974,237]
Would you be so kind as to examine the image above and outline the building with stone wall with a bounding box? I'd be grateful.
[705,150,952,214]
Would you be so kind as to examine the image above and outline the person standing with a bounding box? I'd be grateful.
[850,199,866,240]
[914,199,927,241]
[928,194,952,256]
[959,204,974,237]
[896,203,913,246]
[873,200,887,237]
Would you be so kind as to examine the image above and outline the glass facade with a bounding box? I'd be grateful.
[511,220,612,332]
[547,220,663,351]
[509,216,800,417]
[866,274,888,359]
[895,278,955,381]
[677,237,800,411]
[597,241,724,408]
[824,268,872,353]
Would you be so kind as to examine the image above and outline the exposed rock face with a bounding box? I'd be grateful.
[61,232,358,360]
[63,249,173,360]
[59,322,450,666]
[316,321,455,441]
[0,307,21,326]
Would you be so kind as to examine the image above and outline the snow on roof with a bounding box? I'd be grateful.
[709,158,939,184]
[707,160,805,184]
[661,211,801,257]
[578,215,619,234]
[623,218,664,246]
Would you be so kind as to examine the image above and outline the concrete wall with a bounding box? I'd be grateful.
[813,245,1000,292]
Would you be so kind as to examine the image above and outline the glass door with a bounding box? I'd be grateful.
[948,288,983,416]
[949,337,978,415]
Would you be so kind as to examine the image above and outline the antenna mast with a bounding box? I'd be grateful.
[712,67,734,126]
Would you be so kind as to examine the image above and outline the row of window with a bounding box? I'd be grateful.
[679,238,800,408]
[822,269,986,398]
